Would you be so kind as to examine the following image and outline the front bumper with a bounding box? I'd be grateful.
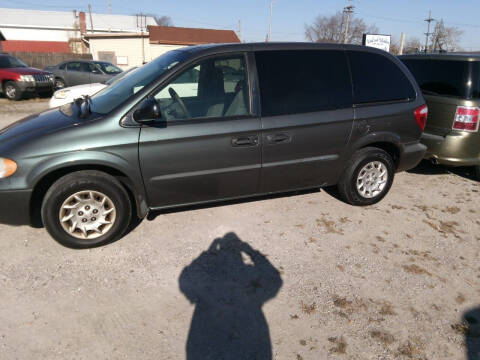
[422,131,480,166]
[397,142,427,172]
[0,189,32,226]
[17,80,54,94]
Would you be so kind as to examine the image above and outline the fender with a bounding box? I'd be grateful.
[343,131,403,165]
[26,150,149,218]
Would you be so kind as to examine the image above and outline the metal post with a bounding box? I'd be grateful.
[399,32,405,55]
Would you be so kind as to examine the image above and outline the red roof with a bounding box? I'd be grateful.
[1,40,71,53]
[148,26,240,46]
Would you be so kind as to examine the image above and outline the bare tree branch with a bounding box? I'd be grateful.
[305,12,378,45]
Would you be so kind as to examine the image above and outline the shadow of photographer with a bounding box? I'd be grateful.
[179,232,283,359]
[463,307,480,360]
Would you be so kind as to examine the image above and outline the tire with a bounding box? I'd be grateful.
[337,147,395,206]
[41,170,132,248]
[4,81,22,101]
[55,78,66,89]
[474,166,480,181]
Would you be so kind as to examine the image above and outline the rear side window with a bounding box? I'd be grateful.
[255,50,352,117]
[348,51,415,104]
[401,59,478,99]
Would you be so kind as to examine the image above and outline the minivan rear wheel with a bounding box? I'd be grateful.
[41,170,132,248]
[474,166,480,181]
[337,147,395,206]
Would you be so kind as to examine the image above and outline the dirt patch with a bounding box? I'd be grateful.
[317,216,343,234]
[402,264,432,276]
[370,329,395,345]
[328,336,347,354]
[301,301,317,315]
[396,337,426,359]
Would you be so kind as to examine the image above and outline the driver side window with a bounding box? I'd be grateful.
[153,54,250,121]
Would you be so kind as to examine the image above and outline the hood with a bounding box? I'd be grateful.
[0,107,79,151]
[2,67,51,75]
[60,83,107,93]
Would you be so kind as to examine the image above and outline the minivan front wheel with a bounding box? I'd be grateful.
[41,171,132,248]
[338,147,395,206]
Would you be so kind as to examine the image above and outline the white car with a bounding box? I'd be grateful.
[48,67,137,108]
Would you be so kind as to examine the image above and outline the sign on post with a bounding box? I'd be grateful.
[362,34,391,52]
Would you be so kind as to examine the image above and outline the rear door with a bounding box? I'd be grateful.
[139,53,261,208]
[255,49,354,192]
[347,50,419,144]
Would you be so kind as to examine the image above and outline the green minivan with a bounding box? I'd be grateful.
[400,54,480,178]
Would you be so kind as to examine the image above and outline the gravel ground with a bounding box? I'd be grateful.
[0,99,479,360]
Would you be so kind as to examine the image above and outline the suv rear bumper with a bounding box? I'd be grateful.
[397,142,427,172]
[0,189,32,226]
[422,131,480,166]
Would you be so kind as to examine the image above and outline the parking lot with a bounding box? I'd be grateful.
[0,98,479,359]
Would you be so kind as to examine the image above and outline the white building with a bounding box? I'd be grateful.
[86,26,241,69]
[0,8,156,53]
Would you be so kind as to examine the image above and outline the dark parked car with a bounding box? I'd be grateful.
[399,53,480,179]
[45,60,122,89]
[0,43,426,248]
[0,53,55,100]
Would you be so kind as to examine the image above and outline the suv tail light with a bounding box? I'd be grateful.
[453,106,479,132]
[414,104,428,131]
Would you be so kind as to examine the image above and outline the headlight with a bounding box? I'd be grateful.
[20,75,35,82]
[0,158,17,178]
[48,74,55,82]
[54,89,70,99]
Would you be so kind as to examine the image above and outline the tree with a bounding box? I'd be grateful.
[154,15,173,27]
[305,11,378,45]
[390,36,422,55]
[430,19,462,52]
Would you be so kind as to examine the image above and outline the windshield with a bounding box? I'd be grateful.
[94,62,123,75]
[105,66,138,85]
[90,50,189,114]
[0,56,28,68]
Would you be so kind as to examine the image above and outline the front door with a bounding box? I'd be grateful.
[139,53,261,208]
[254,49,355,192]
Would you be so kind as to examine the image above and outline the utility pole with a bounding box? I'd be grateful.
[424,10,435,53]
[108,0,111,15]
[238,19,242,42]
[343,1,354,44]
[268,0,276,42]
[88,4,94,33]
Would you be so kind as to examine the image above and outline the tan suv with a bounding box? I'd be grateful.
[400,54,480,179]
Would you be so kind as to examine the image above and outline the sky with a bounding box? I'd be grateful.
[1,0,479,50]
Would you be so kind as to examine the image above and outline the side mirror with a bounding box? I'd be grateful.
[133,97,161,123]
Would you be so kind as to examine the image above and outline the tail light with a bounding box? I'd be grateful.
[453,106,479,132]
[414,104,428,130]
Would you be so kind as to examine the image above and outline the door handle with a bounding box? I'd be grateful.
[266,133,291,144]
[232,136,258,147]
